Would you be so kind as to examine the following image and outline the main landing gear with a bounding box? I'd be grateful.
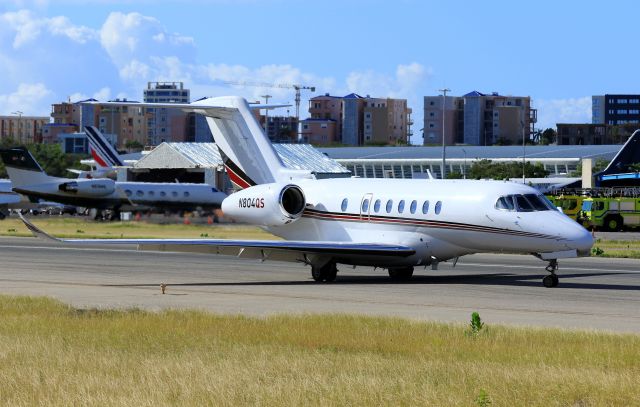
[311,262,338,282]
[542,259,559,288]
[388,266,414,281]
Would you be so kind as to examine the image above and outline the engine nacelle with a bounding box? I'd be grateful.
[221,183,306,226]
[58,179,115,196]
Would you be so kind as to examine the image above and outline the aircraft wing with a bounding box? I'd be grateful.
[19,215,415,262]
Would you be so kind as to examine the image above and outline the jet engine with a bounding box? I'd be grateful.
[221,183,306,226]
[58,179,115,196]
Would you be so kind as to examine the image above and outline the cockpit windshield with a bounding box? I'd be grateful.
[495,194,557,212]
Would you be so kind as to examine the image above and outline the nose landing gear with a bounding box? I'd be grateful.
[543,259,559,288]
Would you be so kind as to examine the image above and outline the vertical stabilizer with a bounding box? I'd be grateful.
[600,129,640,175]
[0,147,55,188]
[84,126,125,167]
[196,96,312,188]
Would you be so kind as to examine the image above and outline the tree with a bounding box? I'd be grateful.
[0,141,89,178]
[540,128,556,145]
[125,139,144,151]
[446,171,463,179]
[468,159,549,180]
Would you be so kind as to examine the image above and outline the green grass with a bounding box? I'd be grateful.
[591,239,640,258]
[0,295,639,406]
[0,217,275,239]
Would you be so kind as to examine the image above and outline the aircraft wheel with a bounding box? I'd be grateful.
[388,266,414,281]
[311,262,337,282]
[542,274,558,288]
[0,211,5,220]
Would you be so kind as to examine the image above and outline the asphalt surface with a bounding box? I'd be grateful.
[0,236,639,333]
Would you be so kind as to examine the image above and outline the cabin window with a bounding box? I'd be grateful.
[422,200,429,214]
[125,190,132,197]
[361,199,370,212]
[184,191,190,197]
[160,191,166,197]
[374,199,381,213]
[435,201,442,214]
[514,195,535,212]
[386,200,393,213]
[495,196,515,211]
[341,198,348,212]
[136,190,143,197]
[172,191,178,197]
[410,200,417,214]
[148,191,155,197]
[398,200,405,213]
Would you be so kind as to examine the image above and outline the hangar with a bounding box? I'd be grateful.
[117,142,350,192]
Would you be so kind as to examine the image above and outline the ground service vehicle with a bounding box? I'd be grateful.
[580,194,640,231]
[547,194,585,222]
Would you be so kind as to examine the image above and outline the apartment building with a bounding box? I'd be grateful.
[144,82,190,145]
[592,94,640,125]
[424,91,536,146]
[301,93,411,146]
[0,115,49,144]
[556,123,638,145]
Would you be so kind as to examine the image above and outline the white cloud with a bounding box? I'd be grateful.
[0,83,53,116]
[0,9,96,48]
[535,97,592,129]
[99,11,195,73]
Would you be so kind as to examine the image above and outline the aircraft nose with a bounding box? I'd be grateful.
[568,223,594,256]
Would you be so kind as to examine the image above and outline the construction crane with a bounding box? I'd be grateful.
[218,80,316,123]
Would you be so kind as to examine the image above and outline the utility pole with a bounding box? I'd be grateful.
[438,88,450,179]
[11,111,23,143]
[261,94,272,136]
[521,120,526,183]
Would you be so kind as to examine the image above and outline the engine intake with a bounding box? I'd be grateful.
[58,179,115,196]
[221,183,306,226]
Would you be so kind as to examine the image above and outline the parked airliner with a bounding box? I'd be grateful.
[1,147,226,218]
[20,96,593,287]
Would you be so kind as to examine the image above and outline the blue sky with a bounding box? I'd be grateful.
[1,0,638,142]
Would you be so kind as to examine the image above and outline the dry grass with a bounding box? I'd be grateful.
[0,217,275,239]
[0,295,639,406]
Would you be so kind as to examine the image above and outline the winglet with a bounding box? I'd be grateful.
[18,213,61,242]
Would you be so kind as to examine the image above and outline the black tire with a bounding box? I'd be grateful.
[311,262,338,282]
[604,215,623,232]
[543,274,558,288]
[388,266,414,281]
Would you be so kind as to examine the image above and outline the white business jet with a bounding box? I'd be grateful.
[1,147,226,218]
[20,96,593,287]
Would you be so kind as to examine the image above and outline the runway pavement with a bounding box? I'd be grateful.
[0,236,639,333]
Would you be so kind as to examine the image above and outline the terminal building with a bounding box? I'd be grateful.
[319,144,624,180]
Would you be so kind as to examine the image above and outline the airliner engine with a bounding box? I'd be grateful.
[58,179,115,196]
[221,183,306,226]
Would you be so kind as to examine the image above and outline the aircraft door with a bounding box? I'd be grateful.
[360,193,373,221]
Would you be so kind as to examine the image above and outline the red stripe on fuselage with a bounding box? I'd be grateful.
[302,209,559,240]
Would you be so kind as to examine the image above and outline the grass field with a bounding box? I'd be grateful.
[0,295,638,406]
[0,217,275,239]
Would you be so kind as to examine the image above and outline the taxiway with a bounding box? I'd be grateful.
[0,236,639,333]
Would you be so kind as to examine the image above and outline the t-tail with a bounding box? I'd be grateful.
[84,126,125,168]
[84,96,313,189]
[0,147,58,189]
[201,96,313,188]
